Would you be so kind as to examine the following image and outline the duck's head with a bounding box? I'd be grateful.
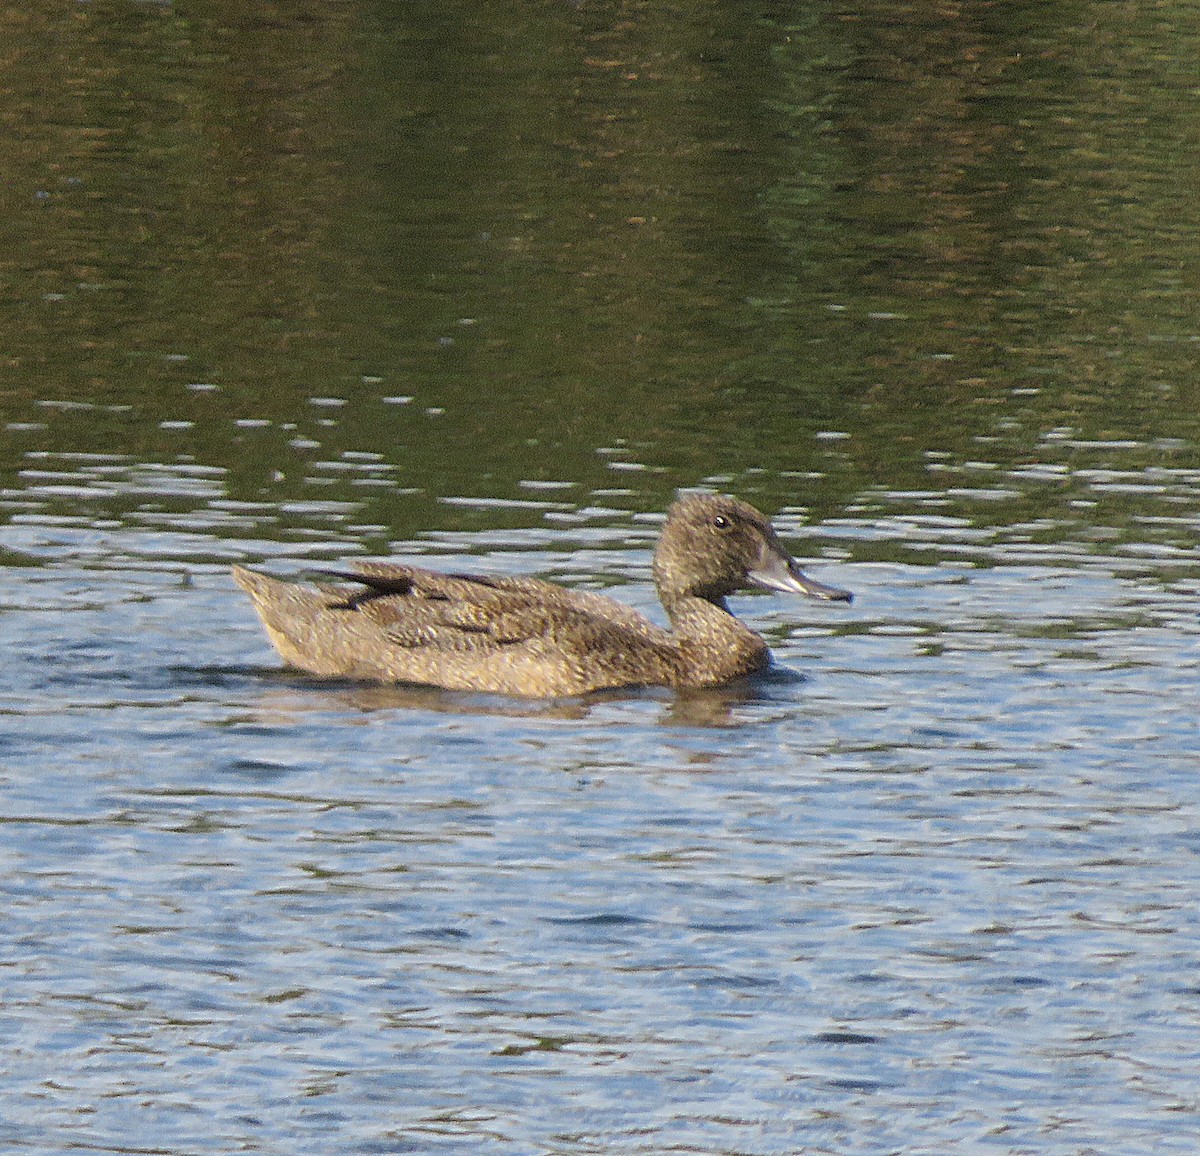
[652,493,853,606]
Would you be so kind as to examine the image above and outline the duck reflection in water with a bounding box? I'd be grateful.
[233,493,852,699]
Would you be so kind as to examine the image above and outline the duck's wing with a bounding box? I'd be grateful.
[332,562,667,652]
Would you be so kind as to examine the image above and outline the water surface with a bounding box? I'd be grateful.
[2,3,1199,1154]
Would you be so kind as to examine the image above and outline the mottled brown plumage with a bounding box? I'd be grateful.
[232,494,852,697]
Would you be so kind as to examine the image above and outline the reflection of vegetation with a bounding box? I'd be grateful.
[758,1,1200,478]
[2,1,1200,544]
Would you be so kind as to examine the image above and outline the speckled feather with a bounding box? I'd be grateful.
[232,494,851,697]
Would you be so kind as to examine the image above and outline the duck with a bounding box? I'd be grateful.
[232,493,852,698]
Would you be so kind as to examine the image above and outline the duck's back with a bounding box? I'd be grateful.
[233,563,682,696]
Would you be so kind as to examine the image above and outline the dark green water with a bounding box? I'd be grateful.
[5,0,1200,543]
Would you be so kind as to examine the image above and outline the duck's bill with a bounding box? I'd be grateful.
[749,553,853,602]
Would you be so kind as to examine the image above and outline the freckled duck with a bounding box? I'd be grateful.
[232,493,852,697]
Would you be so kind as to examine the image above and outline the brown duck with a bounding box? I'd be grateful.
[232,493,852,697]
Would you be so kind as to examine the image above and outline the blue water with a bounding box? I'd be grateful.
[1,467,1197,1155]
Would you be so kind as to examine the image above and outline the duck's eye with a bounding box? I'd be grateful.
[712,514,731,531]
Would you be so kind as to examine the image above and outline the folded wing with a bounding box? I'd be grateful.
[330,562,669,654]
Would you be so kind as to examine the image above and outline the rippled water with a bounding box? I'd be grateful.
[3,446,1199,1155]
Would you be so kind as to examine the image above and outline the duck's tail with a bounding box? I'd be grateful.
[232,566,367,677]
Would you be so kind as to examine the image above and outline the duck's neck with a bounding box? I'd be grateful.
[661,591,770,686]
